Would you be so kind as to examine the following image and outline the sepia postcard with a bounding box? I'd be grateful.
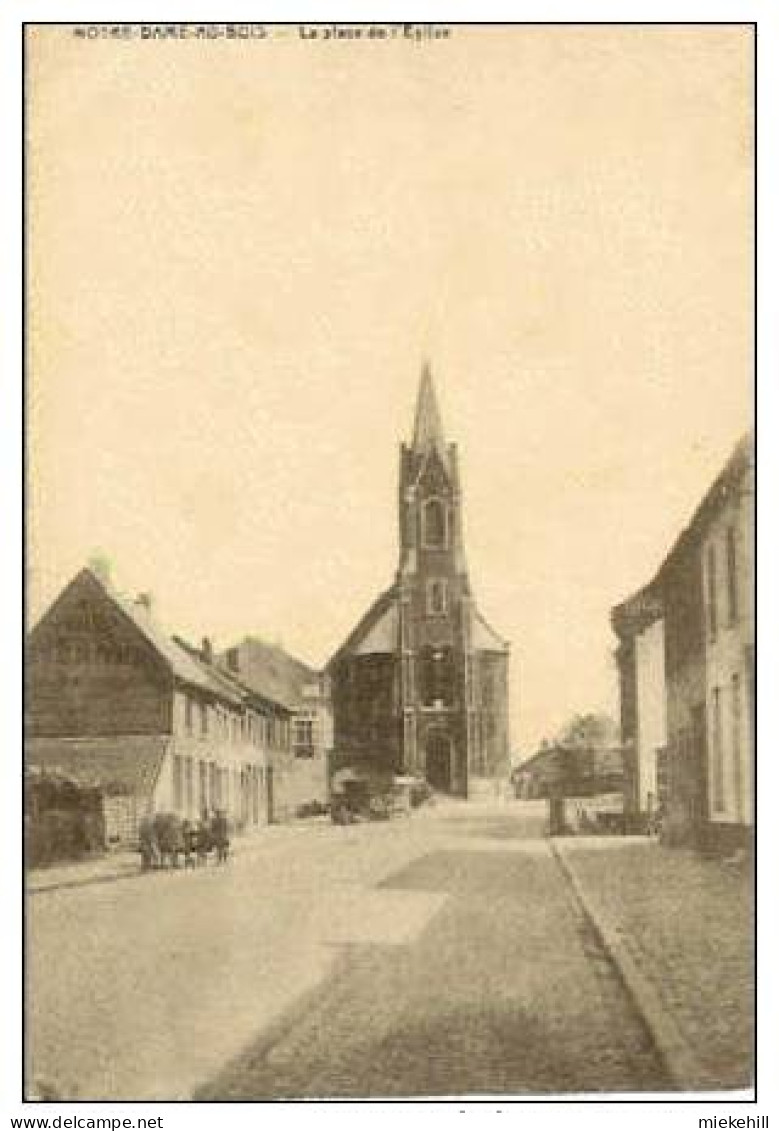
[13,16,763,1116]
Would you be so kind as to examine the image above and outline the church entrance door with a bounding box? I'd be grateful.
[425,730,453,793]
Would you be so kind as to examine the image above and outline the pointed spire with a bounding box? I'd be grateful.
[411,361,446,455]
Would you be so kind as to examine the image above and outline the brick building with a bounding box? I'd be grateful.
[327,365,510,796]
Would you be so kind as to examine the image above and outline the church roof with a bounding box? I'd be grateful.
[472,609,509,652]
[327,585,399,665]
[353,601,398,655]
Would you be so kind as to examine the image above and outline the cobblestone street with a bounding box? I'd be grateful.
[557,838,754,1091]
[200,817,666,1098]
[27,804,752,1100]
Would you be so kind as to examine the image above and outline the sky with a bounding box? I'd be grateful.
[27,24,753,755]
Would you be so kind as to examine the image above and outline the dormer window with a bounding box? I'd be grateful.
[427,579,448,616]
[422,497,448,549]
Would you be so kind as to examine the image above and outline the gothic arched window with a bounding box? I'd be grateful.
[422,498,447,549]
[420,646,455,707]
[427,579,448,616]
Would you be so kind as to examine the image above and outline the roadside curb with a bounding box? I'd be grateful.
[27,822,330,896]
[27,860,141,895]
[550,839,719,1092]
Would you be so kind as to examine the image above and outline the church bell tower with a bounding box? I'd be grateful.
[328,361,509,797]
[396,364,477,796]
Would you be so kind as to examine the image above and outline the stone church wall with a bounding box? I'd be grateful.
[475,651,510,779]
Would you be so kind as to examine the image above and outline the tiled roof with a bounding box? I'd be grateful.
[353,601,398,655]
[611,430,754,636]
[326,585,399,668]
[218,638,318,711]
[472,609,509,652]
[26,736,168,796]
[172,636,246,707]
[31,567,300,713]
[81,569,215,694]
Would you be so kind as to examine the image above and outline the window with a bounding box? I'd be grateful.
[427,579,448,616]
[466,655,475,708]
[420,646,455,707]
[252,767,260,825]
[706,544,718,641]
[209,762,219,808]
[294,718,315,756]
[200,701,208,737]
[726,527,738,625]
[732,674,743,821]
[402,653,415,702]
[656,748,670,809]
[712,687,724,813]
[198,760,208,814]
[422,498,447,549]
[173,755,183,811]
[404,712,416,763]
[185,757,194,814]
[482,672,494,707]
[185,696,193,734]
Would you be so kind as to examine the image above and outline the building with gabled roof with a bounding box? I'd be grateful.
[217,636,332,819]
[327,364,510,796]
[611,432,754,850]
[25,567,293,849]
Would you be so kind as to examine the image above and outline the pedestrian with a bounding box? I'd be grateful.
[182,817,196,868]
[138,814,159,871]
[212,808,230,864]
[196,809,211,866]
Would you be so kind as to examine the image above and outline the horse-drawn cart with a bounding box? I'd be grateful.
[138,811,230,870]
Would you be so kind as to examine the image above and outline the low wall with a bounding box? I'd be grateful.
[271,756,328,822]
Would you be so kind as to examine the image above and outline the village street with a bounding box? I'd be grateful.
[27,802,751,1101]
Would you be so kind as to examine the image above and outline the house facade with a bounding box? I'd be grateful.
[611,590,667,816]
[26,568,293,846]
[700,446,755,844]
[612,434,754,849]
[218,638,332,818]
[327,365,510,796]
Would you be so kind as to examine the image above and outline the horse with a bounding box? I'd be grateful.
[138,814,161,870]
[152,812,185,869]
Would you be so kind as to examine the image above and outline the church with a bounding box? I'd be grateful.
[327,365,510,796]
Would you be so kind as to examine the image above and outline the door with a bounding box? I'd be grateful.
[425,730,452,792]
[691,703,709,831]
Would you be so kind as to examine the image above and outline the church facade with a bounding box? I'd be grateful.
[327,366,510,796]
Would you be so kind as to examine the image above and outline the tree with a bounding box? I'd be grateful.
[555,713,618,749]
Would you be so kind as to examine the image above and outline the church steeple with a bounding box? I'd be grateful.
[411,362,446,459]
[328,360,509,798]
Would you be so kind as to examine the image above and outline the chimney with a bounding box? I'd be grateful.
[135,592,154,616]
[201,637,213,665]
[88,554,112,588]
